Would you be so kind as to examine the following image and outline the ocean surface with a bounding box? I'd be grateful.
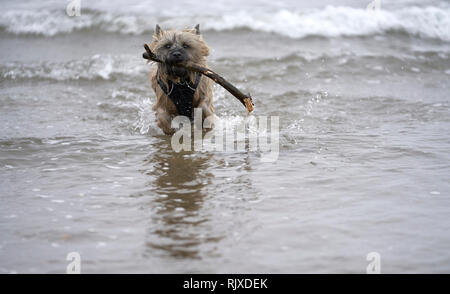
[0,0,449,273]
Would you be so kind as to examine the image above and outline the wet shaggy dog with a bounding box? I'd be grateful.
[148,24,214,135]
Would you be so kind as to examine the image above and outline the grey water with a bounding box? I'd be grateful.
[0,0,450,273]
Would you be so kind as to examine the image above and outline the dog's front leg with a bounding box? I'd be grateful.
[197,101,215,131]
[155,107,175,135]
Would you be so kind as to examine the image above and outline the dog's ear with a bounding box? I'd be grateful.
[194,24,200,35]
[155,24,162,36]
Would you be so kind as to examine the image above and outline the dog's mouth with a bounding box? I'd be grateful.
[159,49,190,78]
[166,65,188,78]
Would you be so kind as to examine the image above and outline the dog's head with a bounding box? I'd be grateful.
[149,24,210,78]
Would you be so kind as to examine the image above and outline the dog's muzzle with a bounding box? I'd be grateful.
[167,49,187,65]
[166,49,189,77]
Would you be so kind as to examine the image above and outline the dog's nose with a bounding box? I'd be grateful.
[167,50,185,64]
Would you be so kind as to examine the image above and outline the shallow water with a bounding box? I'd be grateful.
[1,0,450,273]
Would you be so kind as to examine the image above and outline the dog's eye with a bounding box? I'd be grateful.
[183,43,189,49]
[164,44,172,49]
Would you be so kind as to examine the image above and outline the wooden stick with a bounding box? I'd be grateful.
[143,44,254,113]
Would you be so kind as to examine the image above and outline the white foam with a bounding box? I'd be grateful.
[1,54,148,81]
[0,6,449,41]
[201,6,450,41]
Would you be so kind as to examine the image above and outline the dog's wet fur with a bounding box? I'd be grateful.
[148,24,214,135]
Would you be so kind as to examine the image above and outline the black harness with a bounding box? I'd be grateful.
[157,71,201,120]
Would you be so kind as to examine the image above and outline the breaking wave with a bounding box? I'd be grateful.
[2,49,448,82]
[1,54,148,81]
[0,6,449,41]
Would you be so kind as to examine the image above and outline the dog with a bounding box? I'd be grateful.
[148,24,214,135]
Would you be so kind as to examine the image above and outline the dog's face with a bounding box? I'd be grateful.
[149,24,210,78]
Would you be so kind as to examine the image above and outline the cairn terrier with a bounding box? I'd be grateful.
[148,24,214,135]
